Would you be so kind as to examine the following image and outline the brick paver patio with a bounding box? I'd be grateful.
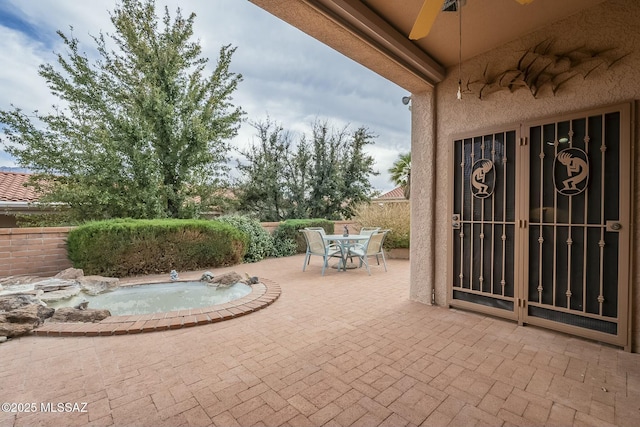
[1,255,639,426]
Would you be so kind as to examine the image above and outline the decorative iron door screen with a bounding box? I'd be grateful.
[449,103,631,348]
[451,130,519,319]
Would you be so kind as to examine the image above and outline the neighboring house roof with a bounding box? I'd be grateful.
[0,172,40,202]
[378,187,406,199]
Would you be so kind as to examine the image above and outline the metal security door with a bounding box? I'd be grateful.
[523,104,630,347]
[450,130,519,320]
[449,103,631,348]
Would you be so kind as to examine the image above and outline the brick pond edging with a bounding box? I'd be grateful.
[33,278,281,337]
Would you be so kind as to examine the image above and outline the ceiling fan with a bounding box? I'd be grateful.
[409,0,535,40]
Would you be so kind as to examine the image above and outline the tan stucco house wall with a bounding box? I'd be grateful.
[410,0,640,350]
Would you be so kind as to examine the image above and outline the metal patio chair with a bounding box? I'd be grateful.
[304,227,327,235]
[359,226,380,235]
[347,229,389,275]
[299,229,343,275]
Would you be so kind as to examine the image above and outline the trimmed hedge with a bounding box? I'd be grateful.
[67,219,247,277]
[272,218,334,254]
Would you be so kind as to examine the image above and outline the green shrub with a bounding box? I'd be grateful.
[67,219,247,277]
[270,235,298,258]
[272,218,334,253]
[217,215,273,263]
[353,203,410,249]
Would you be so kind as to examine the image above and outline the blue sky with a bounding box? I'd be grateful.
[0,0,411,192]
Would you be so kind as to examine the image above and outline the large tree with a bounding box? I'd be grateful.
[0,0,243,220]
[237,119,378,221]
[235,119,297,222]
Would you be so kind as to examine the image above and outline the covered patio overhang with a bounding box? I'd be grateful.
[249,0,607,92]
[251,0,640,351]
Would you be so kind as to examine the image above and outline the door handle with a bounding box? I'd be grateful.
[606,220,622,232]
[452,214,460,229]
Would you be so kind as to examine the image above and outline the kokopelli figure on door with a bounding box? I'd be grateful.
[557,151,588,191]
[471,159,495,199]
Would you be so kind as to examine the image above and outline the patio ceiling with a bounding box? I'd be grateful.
[249,0,608,92]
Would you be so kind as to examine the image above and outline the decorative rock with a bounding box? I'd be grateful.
[54,268,84,280]
[4,309,40,325]
[74,300,89,310]
[207,271,243,287]
[0,270,114,335]
[0,282,42,296]
[244,273,259,285]
[200,271,215,282]
[39,286,82,303]
[78,276,119,295]
[0,276,41,287]
[5,304,54,324]
[0,322,33,338]
[0,302,53,338]
[50,308,111,323]
[33,278,79,292]
[0,294,43,312]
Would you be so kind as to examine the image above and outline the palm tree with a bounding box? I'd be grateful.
[388,152,411,199]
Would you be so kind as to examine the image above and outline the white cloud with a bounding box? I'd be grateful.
[0,150,17,168]
[0,27,57,113]
[0,0,410,191]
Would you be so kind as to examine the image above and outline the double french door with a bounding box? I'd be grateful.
[449,103,631,348]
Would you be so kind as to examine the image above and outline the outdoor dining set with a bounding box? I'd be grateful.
[299,227,389,276]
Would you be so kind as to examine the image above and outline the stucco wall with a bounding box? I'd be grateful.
[410,90,436,305]
[411,0,640,350]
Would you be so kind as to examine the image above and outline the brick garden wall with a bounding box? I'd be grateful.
[0,227,73,277]
[0,221,359,278]
[260,220,358,234]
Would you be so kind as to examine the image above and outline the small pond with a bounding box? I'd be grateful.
[46,281,252,316]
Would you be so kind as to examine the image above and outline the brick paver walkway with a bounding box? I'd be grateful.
[1,255,639,426]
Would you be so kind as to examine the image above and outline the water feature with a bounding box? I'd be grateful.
[46,281,252,316]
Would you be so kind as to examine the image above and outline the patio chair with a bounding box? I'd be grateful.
[304,227,327,235]
[359,226,380,235]
[347,229,389,275]
[303,227,329,264]
[299,229,343,275]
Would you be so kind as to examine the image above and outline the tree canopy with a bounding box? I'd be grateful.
[236,119,379,221]
[389,152,411,199]
[0,0,243,220]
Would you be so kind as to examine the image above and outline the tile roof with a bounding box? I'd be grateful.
[377,186,406,199]
[0,172,40,202]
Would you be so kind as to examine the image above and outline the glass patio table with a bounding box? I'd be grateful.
[323,234,371,271]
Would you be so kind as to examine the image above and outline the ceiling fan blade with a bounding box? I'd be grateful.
[409,0,443,40]
[514,0,535,4]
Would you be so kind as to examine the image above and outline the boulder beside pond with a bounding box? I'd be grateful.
[0,268,119,341]
[0,294,43,312]
[0,294,55,338]
[78,276,120,296]
[54,267,84,280]
[50,308,111,323]
[206,271,243,287]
